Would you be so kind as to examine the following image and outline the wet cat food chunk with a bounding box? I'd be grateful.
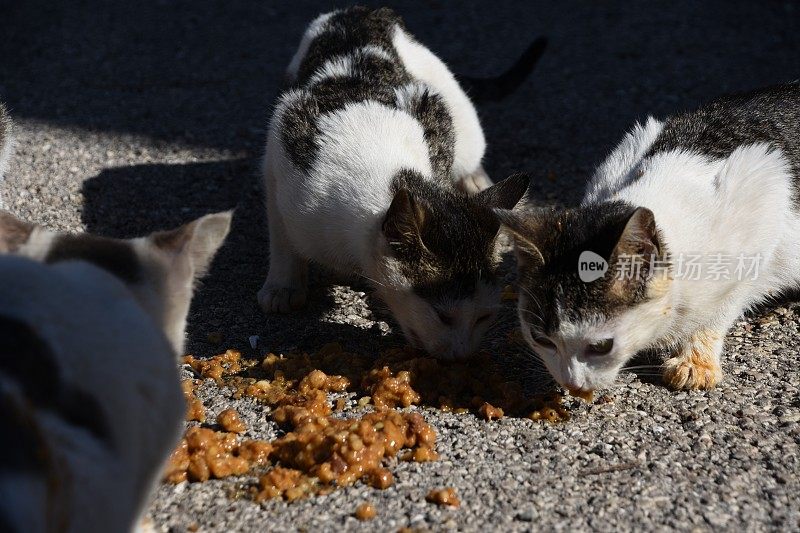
[426,487,460,507]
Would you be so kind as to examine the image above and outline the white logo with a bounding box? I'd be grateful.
[578,251,608,282]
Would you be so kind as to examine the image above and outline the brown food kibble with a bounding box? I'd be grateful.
[567,387,595,403]
[183,349,242,382]
[164,427,271,483]
[478,402,504,421]
[527,392,570,423]
[426,487,460,507]
[355,502,377,521]
[367,468,394,489]
[217,408,246,434]
[363,366,421,409]
[182,379,205,422]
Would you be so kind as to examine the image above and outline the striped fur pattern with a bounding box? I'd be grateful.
[259,7,529,359]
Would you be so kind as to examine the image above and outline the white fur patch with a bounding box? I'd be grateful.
[272,99,432,270]
[583,117,664,205]
[391,25,486,179]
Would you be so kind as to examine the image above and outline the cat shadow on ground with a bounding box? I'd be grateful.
[79,158,392,358]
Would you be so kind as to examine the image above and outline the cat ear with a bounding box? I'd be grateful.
[382,189,427,248]
[475,172,531,209]
[612,207,660,259]
[0,210,35,253]
[149,211,233,278]
[493,208,545,267]
[610,207,661,284]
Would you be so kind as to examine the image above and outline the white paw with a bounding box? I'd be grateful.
[257,283,307,314]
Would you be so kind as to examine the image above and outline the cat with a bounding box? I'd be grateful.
[496,82,800,392]
[0,209,232,354]
[0,255,183,533]
[258,6,538,359]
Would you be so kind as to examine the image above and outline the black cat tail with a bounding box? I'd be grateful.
[458,37,548,103]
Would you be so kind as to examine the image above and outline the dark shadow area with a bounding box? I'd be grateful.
[80,157,379,356]
[3,0,797,196]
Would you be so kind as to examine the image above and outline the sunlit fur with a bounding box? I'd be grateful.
[504,83,800,391]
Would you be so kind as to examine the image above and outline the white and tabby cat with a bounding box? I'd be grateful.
[0,255,183,533]
[497,83,800,392]
[259,6,541,359]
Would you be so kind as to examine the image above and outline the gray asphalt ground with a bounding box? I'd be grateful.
[2,1,800,531]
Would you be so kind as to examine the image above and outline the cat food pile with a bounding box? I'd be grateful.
[169,341,579,502]
[172,350,438,501]
[184,349,246,382]
[164,427,272,483]
[256,409,436,501]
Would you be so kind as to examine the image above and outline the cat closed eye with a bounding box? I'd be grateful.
[534,336,556,348]
[475,313,492,324]
[587,338,614,354]
[436,310,454,326]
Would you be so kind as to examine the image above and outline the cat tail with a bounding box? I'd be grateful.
[457,37,547,103]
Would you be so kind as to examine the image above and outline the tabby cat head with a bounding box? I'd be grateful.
[495,201,673,392]
[373,172,530,360]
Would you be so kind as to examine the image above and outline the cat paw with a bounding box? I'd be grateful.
[662,330,723,390]
[257,283,307,314]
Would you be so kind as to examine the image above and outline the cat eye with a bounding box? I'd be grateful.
[436,310,453,326]
[587,338,614,355]
[475,313,492,324]
[534,336,556,349]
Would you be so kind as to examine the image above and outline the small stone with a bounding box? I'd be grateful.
[516,506,538,522]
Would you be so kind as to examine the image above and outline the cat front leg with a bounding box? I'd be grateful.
[455,165,493,195]
[662,326,725,390]
[257,170,308,314]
